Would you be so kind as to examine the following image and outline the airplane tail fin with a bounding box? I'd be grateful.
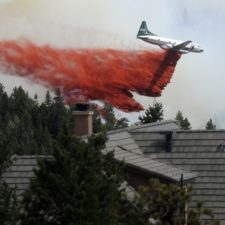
[137,21,156,37]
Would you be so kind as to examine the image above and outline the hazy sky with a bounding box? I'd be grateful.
[0,0,224,128]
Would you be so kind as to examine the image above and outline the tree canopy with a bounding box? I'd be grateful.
[122,179,219,225]
[19,134,126,225]
[139,102,163,124]
[91,103,129,132]
[175,110,192,130]
[0,181,18,225]
[0,85,73,156]
[205,118,216,130]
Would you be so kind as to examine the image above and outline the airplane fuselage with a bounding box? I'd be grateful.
[138,35,203,54]
[136,21,203,54]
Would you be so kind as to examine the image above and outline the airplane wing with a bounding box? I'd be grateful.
[171,40,192,50]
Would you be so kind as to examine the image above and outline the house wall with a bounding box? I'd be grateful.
[126,166,172,191]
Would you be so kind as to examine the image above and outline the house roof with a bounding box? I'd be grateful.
[2,121,195,198]
[2,155,39,197]
[108,119,180,134]
[3,120,225,223]
[130,128,225,224]
[2,155,54,198]
[105,130,196,182]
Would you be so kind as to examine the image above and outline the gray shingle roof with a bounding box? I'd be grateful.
[3,122,195,197]
[105,130,196,182]
[3,120,225,224]
[2,155,53,197]
[131,128,225,224]
[2,155,139,202]
[128,120,180,132]
[107,120,180,135]
[2,155,39,197]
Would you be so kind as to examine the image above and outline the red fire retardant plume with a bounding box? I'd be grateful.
[0,39,181,112]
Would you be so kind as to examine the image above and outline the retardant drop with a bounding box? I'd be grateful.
[0,39,181,112]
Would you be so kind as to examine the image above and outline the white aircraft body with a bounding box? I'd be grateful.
[137,21,203,54]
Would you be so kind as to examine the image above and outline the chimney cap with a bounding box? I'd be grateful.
[72,103,90,111]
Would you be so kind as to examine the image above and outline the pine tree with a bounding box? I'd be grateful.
[139,102,163,124]
[9,86,34,118]
[115,117,129,129]
[205,119,216,130]
[0,181,18,225]
[175,111,191,130]
[101,103,129,131]
[0,85,9,120]
[0,124,18,225]
[48,88,72,137]
[19,134,125,225]
[122,179,219,225]
[90,104,104,133]
[39,92,52,130]
[102,103,117,131]
[44,90,52,107]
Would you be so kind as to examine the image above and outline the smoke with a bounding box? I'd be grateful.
[0,0,224,128]
[0,39,181,112]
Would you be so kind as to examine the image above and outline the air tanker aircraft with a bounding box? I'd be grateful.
[137,21,203,54]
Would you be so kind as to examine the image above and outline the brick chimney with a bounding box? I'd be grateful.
[72,103,93,136]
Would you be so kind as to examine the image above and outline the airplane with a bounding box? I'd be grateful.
[137,21,203,54]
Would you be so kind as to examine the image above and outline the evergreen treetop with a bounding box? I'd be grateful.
[175,110,191,130]
[139,102,163,124]
[91,103,129,132]
[19,134,125,225]
[205,118,216,130]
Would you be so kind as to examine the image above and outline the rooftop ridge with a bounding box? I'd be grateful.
[107,120,179,135]
[130,129,225,134]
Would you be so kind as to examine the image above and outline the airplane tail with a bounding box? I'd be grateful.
[137,21,156,37]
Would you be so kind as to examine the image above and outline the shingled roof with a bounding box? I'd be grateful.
[2,155,55,198]
[105,129,196,182]
[2,155,39,197]
[130,128,225,224]
[108,119,180,134]
[3,121,196,199]
[8,121,225,223]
